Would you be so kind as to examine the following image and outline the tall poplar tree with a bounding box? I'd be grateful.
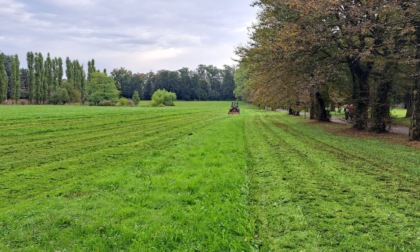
[65,57,74,84]
[52,57,58,92]
[87,59,96,81]
[11,55,20,103]
[44,53,53,100]
[27,52,35,103]
[0,53,7,103]
[57,57,63,88]
[34,53,44,103]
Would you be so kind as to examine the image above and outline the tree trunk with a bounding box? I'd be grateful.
[309,94,315,119]
[347,57,373,130]
[405,91,413,118]
[369,62,396,133]
[315,91,330,121]
[409,22,420,141]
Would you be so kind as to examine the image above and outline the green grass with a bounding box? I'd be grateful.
[331,107,411,127]
[391,108,411,127]
[0,102,419,251]
[245,110,419,251]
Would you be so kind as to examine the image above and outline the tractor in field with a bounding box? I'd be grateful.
[228,101,240,114]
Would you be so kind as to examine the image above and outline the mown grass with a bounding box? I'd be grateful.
[245,109,419,251]
[0,102,252,251]
[0,102,419,251]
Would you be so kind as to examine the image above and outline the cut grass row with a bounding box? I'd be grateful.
[0,102,419,251]
[244,109,419,251]
[0,102,252,251]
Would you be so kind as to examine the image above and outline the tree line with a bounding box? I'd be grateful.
[0,51,236,105]
[111,65,235,101]
[235,0,420,140]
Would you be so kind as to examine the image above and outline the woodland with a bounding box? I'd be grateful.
[235,0,420,140]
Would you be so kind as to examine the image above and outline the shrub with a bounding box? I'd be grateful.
[50,88,70,105]
[118,97,129,106]
[132,91,140,105]
[151,89,176,107]
[127,100,135,107]
[98,100,115,106]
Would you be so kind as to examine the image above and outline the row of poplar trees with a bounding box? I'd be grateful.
[0,51,97,104]
[236,0,420,140]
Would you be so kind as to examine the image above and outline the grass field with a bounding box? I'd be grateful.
[0,102,419,251]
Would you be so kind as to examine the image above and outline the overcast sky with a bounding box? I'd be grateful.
[0,0,257,73]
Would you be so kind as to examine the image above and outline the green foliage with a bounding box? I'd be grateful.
[151,89,176,107]
[132,90,140,105]
[26,52,35,102]
[34,52,44,103]
[0,53,7,103]
[118,97,129,106]
[234,63,250,101]
[49,87,70,105]
[87,72,120,105]
[11,55,20,103]
[65,83,81,103]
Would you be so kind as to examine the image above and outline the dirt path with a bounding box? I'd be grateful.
[330,117,409,135]
[275,109,409,135]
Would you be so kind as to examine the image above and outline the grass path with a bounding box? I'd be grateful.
[0,103,419,251]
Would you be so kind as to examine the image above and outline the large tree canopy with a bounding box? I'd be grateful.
[236,0,420,139]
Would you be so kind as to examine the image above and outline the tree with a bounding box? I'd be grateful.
[111,67,133,97]
[34,53,44,103]
[144,72,155,100]
[132,90,140,105]
[87,72,119,105]
[65,57,74,84]
[0,53,7,103]
[234,63,250,101]
[26,52,35,103]
[87,59,96,82]
[221,65,236,100]
[11,55,20,103]
[44,53,53,100]
[56,57,63,88]
[408,2,420,140]
[131,73,144,100]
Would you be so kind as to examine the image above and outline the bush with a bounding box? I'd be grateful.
[50,88,70,105]
[98,100,115,106]
[118,97,129,106]
[151,89,176,107]
[127,100,135,107]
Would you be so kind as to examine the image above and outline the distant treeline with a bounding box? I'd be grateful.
[0,51,236,104]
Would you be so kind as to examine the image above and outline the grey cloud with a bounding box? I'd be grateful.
[0,0,257,72]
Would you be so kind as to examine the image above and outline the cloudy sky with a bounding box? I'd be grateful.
[0,0,257,73]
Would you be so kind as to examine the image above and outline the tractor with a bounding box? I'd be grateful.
[228,101,240,114]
